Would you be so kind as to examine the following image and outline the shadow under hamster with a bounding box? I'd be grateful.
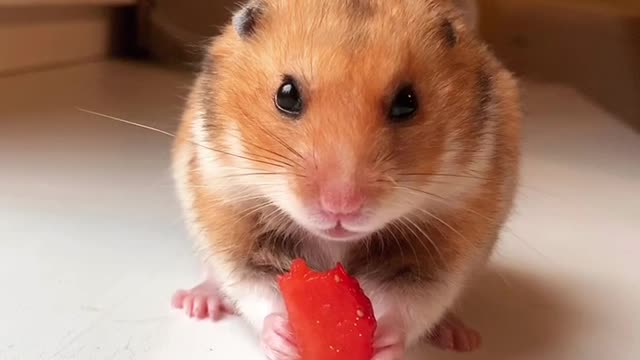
[408,264,583,360]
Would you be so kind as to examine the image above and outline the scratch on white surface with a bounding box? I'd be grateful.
[112,317,168,324]
[80,305,103,313]
[105,337,136,360]
[47,322,101,359]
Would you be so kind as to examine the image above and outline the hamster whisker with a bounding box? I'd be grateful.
[260,206,288,227]
[413,207,468,245]
[240,113,306,162]
[422,199,527,251]
[225,131,303,169]
[381,201,430,266]
[219,172,304,179]
[387,221,419,264]
[389,178,469,187]
[401,216,449,272]
[395,188,534,263]
[395,221,422,267]
[215,165,305,178]
[77,107,177,137]
[222,166,286,172]
[393,185,500,226]
[396,172,491,181]
[375,151,397,164]
[396,217,440,271]
[232,200,276,226]
[204,193,271,206]
[259,127,305,162]
[219,148,295,170]
[77,108,291,171]
[242,150,297,170]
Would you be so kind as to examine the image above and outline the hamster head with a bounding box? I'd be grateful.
[200,0,516,242]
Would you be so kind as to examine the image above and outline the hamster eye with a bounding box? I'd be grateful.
[389,85,418,122]
[275,77,303,117]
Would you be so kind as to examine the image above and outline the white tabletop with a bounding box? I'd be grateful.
[1,61,638,360]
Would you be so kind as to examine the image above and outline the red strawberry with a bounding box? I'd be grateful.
[278,259,377,360]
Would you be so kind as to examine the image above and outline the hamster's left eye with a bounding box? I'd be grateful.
[275,76,303,117]
[389,85,418,122]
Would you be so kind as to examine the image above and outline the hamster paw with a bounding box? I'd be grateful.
[261,313,299,360]
[171,280,235,321]
[372,323,406,360]
[427,313,481,352]
[372,343,405,360]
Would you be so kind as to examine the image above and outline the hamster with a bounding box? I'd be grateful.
[170,0,521,359]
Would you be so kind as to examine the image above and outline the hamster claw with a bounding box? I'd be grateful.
[261,313,299,360]
[372,343,405,360]
[372,317,406,360]
[171,280,236,321]
[427,313,482,352]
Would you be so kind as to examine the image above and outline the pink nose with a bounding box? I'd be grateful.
[319,184,365,216]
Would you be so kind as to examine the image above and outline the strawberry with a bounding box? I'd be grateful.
[278,259,377,360]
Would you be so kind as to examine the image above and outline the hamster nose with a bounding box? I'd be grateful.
[319,184,365,217]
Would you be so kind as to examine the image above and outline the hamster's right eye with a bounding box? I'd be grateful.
[275,77,304,117]
[389,85,418,122]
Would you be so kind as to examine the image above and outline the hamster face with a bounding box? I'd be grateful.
[202,0,504,242]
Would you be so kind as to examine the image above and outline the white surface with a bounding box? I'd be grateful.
[0,61,638,360]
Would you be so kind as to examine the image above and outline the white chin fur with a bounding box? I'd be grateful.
[313,231,368,242]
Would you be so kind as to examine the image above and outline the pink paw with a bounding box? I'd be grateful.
[427,313,482,352]
[171,281,235,321]
[261,313,299,360]
[372,325,406,360]
[372,343,405,360]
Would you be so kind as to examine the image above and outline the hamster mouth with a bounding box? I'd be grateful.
[319,223,364,241]
[325,224,354,237]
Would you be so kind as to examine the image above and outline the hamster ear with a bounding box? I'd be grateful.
[233,1,265,39]
[451,0,478,31]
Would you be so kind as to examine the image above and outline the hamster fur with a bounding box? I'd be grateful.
[453,0,479,30]
[172,0,520,358]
